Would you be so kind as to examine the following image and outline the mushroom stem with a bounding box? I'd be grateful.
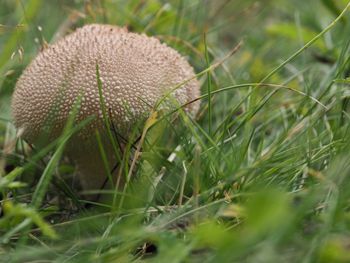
[67,138,122,199]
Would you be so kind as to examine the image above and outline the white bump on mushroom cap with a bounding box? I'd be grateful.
[11,24,200,144]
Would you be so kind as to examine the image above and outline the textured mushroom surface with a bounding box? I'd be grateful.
[12,24,200,143]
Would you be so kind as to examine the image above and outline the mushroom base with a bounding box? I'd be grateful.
[67,136,124,201]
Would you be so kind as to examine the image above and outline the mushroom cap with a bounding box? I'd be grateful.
[12,24,200,143]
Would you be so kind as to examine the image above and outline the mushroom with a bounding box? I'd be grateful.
[11,24,200,193]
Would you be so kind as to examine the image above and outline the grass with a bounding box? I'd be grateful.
[1,0,350,262]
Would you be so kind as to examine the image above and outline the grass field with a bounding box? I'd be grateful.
[1,0,350,262]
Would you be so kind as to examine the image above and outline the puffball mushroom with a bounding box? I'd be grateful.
[11,24,200,192]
